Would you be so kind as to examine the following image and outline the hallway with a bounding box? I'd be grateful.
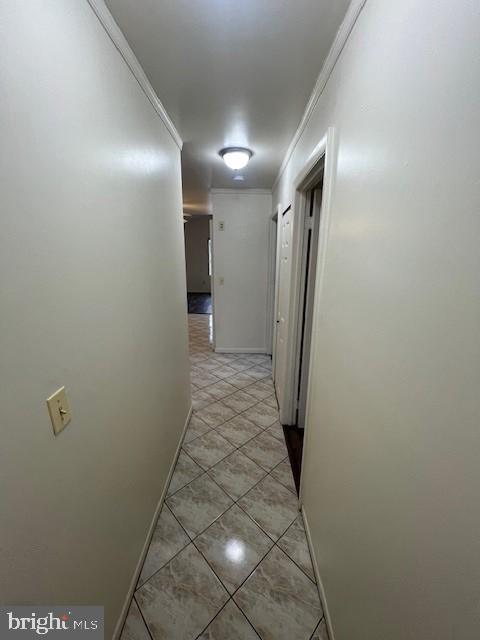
[2,2,479,638]
[121,315,326,640]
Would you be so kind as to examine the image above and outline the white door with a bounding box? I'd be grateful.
[274,207,293,414]
[209,218,215,348]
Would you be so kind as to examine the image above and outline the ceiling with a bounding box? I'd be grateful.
[105,0,351,215]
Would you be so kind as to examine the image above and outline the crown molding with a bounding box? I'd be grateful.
[273,0,367,190]
[210,188,272,196]
[86,0,183,150]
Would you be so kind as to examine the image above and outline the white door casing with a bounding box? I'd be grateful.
[273,127,337,427]
[274,206,293,416]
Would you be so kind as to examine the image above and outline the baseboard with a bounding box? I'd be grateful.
[215,347,267,354]
[113,404,193,639]
[301,506,335,640]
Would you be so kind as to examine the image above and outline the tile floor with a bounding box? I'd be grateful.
[121,314,327,640]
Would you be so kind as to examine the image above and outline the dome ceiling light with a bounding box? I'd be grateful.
[219,147,253,171]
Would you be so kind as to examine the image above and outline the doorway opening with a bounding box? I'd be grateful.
[266,211,279,358]
[295,183,323,430]
[283,178,324,492]
[273,129,335,494]
[184,215,213,314]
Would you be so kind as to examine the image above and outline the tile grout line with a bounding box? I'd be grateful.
[162,455,314,592]
[168,396,283,499]
[139,454,313,623]
[186,327,322,625]
[169,426,288,503]
[136,319,317,638]
[132,593,155,640]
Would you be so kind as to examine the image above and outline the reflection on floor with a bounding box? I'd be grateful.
[121,314,327,640]
[187,293,212,314]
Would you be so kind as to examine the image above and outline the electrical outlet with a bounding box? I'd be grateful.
[46,386,71,436]
[218,221,225,231]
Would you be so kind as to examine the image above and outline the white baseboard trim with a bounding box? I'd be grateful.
[113,405,193,639]
[302,506,335,640]
[215,347,267,354]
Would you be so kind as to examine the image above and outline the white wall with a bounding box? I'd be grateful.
[274,1,480,638]
[184,215,211,293]
[211,190,273,352]
[0,2,190,637]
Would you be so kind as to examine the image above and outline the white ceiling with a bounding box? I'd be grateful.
[105,0,351,214]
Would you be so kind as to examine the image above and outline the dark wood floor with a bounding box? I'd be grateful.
[187,292,212,314]
[282,424,305,495]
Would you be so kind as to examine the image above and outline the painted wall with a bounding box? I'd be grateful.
[211,190,273,352]
[273,1,480,638]
[0,1,190,637]
[184,216,211,293]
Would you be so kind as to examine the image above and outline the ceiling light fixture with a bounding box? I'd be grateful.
[219,147,252,171]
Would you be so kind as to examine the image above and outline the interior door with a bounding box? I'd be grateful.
[297,188,322,428]
[274,207,292,413]
[209,218,215,347]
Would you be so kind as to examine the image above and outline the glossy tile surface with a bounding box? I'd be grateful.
[277,516,315,581]
[242,402,279,429]
[214,414,262,447]
[205,379,238,400]
[195,401,236,427]
[228,358,258,373]
[183,414,211,444]
[311,619,329,640]
[138,505,190,586]
[195,505,273,594]
[264,394,279,409]
[192,389,217,411]
[208,450,266,500]
[243,381,274,401]
[137,543,229,640]
[127,315,313,640]
[191,370,220,389]
[270,458,296,494]
[244,365,271,381]
[167,450,203,496]
[212,364,238,379]
[120,598,150,640]
[166,473,233,538]
[197,600,259,640]
[237,474,299,540]
[240,431,288,471]
[221,390,258,413]
[227,372,257,389]
[183,429,235,470]
[234,546,322,640]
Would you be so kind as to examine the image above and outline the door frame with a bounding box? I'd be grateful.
[278,127,337,427]
[271,204,283,380]
[296,187,323,429]
[265,209,279,357]
[208,217,216,349]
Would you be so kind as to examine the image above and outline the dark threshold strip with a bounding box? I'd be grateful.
[282,424,304,495]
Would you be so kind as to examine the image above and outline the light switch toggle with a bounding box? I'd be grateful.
[46,386,72,436]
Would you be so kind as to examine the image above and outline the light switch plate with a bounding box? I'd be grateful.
[46,386,71,436]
